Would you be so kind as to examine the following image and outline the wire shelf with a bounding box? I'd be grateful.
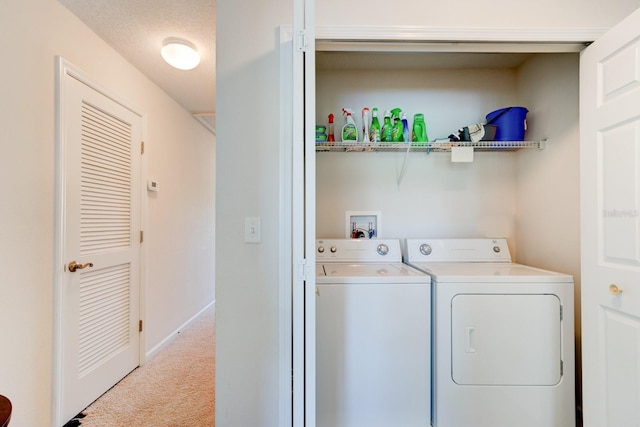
[315,140,545,152]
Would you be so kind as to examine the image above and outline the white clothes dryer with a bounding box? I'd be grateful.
[404,238,575,427]
[316,238,431,427]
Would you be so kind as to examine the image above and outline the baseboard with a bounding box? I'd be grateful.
[145,300,215,360]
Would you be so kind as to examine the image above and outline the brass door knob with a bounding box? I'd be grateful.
[609,284,623,296]
[68,260,94,272]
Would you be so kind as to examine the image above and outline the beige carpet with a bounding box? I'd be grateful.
[79,304,215,427]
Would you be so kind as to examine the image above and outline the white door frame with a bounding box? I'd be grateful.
[52,57,147,427]
[286,23,610,427]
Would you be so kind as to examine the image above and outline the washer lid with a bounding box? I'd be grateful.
[408,262,573,283]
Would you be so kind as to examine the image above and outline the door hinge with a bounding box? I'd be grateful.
[560,305,563,321]
[296,29,309,52]
[141,141,145,155]
[297,259,308,281]
[560,359,564,376]
[139,320,143,332]
[140,230,144,243]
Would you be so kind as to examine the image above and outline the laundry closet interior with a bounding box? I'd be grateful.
[314,46,582,281]
[310,41,584,421]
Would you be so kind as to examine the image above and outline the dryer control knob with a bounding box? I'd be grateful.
[493,246,501,253]
[318,246,325,253]
[377,244,390,256]
[330,246,337,253]
[420,244,432,256]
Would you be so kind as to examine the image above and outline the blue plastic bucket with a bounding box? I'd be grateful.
[485,106,528,141]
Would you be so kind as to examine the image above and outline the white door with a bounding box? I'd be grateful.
[56,60,142,424]
[581,8,640,427]
[292,0,316,425]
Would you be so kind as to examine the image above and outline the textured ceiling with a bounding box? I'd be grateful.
[58,0,215,116]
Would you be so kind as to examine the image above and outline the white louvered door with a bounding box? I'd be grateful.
[60,71,141,423]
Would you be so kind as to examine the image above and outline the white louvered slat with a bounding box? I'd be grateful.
[78,263,131,378]
[80,102,132,255]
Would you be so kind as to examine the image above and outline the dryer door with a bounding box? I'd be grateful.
[451,294,562,386]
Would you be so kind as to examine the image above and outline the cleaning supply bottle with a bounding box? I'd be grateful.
[391,107,403,142]
[401,112,410,143]
[412,113,428,142]
[369,107,381,142]
[327,113,335,143]
[362,107,370,143]
[381,110,392,142]
[341,108,358,142]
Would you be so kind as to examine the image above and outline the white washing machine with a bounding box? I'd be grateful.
[316,238,431,427]
[404,238,575,427]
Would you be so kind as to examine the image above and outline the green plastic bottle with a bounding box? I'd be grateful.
[369,107,381,142]
[391,107,403,142]
[381,110,392,142]
[412,113,428,142]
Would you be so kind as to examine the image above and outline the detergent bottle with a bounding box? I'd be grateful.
[391,107,403,142]
[362,107,371,143]
[341,108,358,142]
[412,113,428,142]
[381,110,392,142]
[369,107,381,142]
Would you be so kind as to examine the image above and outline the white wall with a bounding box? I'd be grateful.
[0,1,215,426]
[215,1,290,426]
[515,53,582,405]
[316,66,520,242]
[316,0,640,28]
[317,151,519,240]
[316,65,520,144]
[515,54,581,297]
[216,0,638,426]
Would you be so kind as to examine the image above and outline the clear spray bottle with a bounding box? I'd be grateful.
[362,107,371,143]
[401,112,410,143]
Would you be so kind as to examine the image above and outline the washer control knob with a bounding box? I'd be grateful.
[420,244,432,256]
[377,244,390,256]
[330,246,337,253]
[317,246,324,253]
[493,246,501,253]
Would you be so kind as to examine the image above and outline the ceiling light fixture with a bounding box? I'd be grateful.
[161,37,200,70]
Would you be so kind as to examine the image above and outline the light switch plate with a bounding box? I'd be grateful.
[244,217,261,243]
